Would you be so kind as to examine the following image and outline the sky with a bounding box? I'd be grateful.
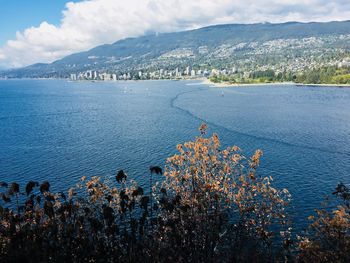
[0,0,349,69]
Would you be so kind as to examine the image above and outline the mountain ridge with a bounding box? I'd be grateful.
[2,20,350,78]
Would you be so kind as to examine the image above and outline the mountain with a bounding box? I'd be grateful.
[2,20,350,78]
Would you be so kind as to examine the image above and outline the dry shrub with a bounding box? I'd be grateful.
[298,183,350,263]
[6,124,349,262]
[153,124,291,262]
[0,175,153,262]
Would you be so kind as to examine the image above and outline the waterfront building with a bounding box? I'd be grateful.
[70,74,77,81]
[185,66,190,75]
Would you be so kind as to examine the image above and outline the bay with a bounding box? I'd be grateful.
[1,79,349,230]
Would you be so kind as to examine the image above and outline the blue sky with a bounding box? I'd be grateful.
[0,0,349,69]
[0,0,78,46]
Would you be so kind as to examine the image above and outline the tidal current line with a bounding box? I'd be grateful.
[170,86,350,157]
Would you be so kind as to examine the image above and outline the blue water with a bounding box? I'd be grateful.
[1,79,349,230]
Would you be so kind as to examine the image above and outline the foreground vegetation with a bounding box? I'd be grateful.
[0,125,349,262]
[209,66,350,85]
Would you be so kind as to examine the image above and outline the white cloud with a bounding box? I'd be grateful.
[1,0,350,68]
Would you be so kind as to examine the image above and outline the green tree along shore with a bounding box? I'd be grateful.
[0,125,349,262]
[210,66,350,85]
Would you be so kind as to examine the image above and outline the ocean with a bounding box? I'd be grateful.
[1,79,349,229]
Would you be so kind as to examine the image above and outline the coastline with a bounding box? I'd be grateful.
[202,78,350,88]
[1,77,350,88]
[294,83,350,88]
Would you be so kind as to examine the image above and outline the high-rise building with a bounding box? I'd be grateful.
[185,66,190,75]
[70,74,77,81]
[87,70,92,79]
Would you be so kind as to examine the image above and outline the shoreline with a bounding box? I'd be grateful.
[1,77,350,88]
[294,83,350,88]
[202,79,350,88]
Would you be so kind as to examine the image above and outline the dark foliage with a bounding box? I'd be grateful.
[25,181,39,196]
[116,169,127,183]
[39,181,50,193]
[150,166,163,175]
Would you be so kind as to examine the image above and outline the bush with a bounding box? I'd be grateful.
[0,125,348,262]
[153,124,291,262]
[298,183,350,263]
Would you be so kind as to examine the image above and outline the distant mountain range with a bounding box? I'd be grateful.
[1,20,350,78]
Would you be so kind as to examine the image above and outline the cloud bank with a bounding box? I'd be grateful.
[0,0,349,68]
